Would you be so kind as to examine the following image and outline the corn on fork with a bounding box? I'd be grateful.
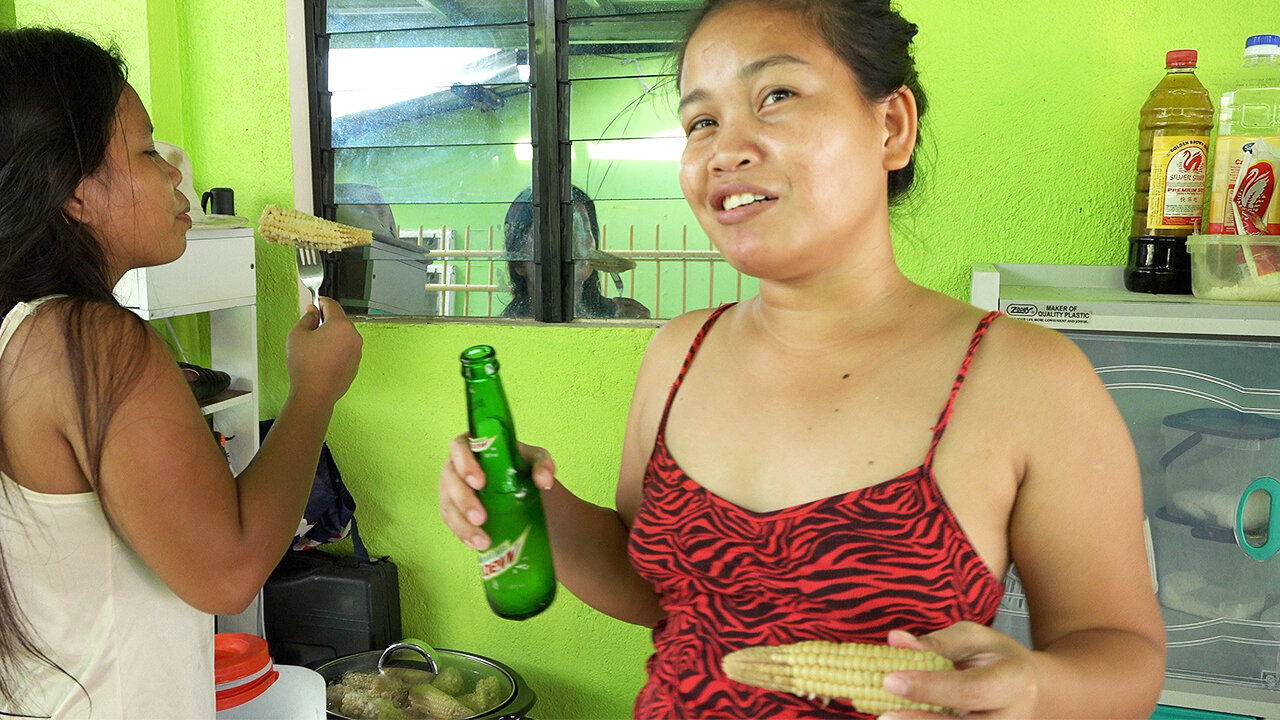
[296,246,325,320]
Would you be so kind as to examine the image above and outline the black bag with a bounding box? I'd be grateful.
[257,419,401,667]
[263,548,401,667]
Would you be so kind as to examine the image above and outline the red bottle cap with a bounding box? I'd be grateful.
[1166,49,1198,68]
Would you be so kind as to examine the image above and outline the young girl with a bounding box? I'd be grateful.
[440,1,1166,717]
[0,28,362,716]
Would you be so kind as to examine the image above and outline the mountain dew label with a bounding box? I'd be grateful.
[479,526,530,580]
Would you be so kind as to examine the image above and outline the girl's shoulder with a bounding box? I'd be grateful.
[1,297,163,398]
[15,296,152,351]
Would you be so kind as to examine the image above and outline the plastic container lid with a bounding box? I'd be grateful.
[1166,49,1198,67]
[214,633,279,711]
[1162,408,1280,441]
[1244,34,1280,57]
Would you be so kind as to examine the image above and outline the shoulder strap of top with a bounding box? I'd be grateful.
[924,311,1002,467]
[0,296,63,357]
[655,302,736,437]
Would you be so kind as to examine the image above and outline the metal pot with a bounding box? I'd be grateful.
[314,642,536,720]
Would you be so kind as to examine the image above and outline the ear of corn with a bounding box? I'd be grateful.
[258,204,373,251]
[721,640,956,715]
[408,681,474,719]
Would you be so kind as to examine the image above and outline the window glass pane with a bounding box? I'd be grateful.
[325,15,533,319]
[566,10,693,80]
[567,0,702,20]
[326,0,528,33]
[330,25,530,148]
[335,146,530,205]
[568,75,678,143]
[333,199,520,318]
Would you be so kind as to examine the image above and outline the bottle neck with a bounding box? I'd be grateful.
[465,376,529,493]
[1242,53,1280,68]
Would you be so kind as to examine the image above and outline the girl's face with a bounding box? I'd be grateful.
[678,3,914,282]
[68,84,191,282]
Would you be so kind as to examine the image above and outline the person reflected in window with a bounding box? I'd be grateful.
[501,186,651,319]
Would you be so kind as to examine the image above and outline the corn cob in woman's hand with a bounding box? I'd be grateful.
[257,204,373,251]
[721,640,957,715]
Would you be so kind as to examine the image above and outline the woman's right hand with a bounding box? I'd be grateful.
[440,434,557,551]
[285,297,362,406]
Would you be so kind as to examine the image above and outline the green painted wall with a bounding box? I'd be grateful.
[13,1,1279,717]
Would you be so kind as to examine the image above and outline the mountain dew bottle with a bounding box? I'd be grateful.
[460,345,556,620]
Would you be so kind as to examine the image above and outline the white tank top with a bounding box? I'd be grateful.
[0,297,214,719]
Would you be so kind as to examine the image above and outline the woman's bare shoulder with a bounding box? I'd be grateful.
[635,306,719,382]
[974,314,1116,423]
[982,315,1097,377]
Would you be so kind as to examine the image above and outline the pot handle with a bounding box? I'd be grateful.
[378,641,438,675]
[1236,476,1280,561]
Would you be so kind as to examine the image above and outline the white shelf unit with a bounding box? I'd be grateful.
[113,226,262,636]
[971,262,1280,337]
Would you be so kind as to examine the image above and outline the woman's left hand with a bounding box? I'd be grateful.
[878,623,1039,719]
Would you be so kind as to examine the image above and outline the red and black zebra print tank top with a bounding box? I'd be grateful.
[627,304,1004,719]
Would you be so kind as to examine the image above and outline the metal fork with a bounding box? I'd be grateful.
[296,245,325,320]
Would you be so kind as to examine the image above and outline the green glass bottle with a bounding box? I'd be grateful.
[459,344,556,620]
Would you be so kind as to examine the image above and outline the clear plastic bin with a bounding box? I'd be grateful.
[1187,233,1280,301]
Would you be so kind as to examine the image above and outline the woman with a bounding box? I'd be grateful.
[501,185,650,319]
[0,28,362,716]
[440,1,1165,717]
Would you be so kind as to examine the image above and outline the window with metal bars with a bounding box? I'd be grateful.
[304,0,758,322]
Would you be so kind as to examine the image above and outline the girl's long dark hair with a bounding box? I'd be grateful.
[0,27,151,710]
[501,185,616,318]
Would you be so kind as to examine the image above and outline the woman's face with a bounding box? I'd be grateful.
[677,3,906,281]
[69,83,191,281]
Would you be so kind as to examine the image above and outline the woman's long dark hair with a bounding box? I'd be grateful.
[676,0,928,205]
[501,185,616,318]
[0,27,151,710]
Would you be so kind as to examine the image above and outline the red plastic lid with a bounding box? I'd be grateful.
[214,633,279,711]
[1166,49,1197,67]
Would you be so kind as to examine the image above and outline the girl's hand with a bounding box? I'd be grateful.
[438,434,557,551]
[285,297,362,406]
[879,623,1038,719]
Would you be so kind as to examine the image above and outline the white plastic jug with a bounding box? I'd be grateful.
[215,633,326,720]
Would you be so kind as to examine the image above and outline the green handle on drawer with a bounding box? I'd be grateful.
[1236,476,1280,561]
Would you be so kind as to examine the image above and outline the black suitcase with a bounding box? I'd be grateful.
[262,549,401,667]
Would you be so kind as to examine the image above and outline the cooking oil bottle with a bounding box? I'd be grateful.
[1126,49,1214,293]
[1206,34,1280,235]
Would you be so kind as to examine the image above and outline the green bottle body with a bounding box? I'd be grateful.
[460,345,556,620]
